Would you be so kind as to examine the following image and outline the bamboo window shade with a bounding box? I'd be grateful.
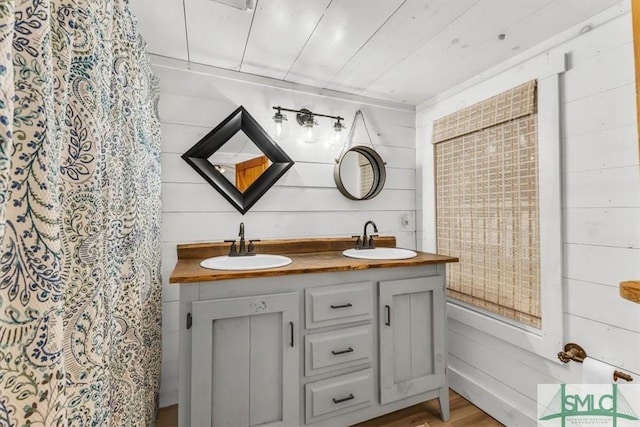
[434,80,541,328]
[359,154,374,197]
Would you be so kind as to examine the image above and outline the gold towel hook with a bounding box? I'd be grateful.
[614,371,634,382]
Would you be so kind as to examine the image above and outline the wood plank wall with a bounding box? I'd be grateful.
[417,6,640,426]
[633,0,640,158]
[154,64,417,406]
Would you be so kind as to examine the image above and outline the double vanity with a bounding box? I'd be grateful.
[170,226,457,427]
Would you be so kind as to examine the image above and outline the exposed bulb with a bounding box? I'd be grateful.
[305,125,314,142]
[301,117,316,143]
[271,109,288,139]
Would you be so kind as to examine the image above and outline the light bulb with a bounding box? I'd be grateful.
[300,115,316,143]
[271,109,288,139]
[334,129,342,144]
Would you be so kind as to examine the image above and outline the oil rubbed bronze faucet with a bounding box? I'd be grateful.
[225,222,259,256]
[353,220,378,249]
[238,222,246,254]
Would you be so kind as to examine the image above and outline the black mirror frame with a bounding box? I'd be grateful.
[334,145,386,200]
[182,106,294,214]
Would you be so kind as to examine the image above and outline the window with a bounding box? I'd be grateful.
[426,54,564,360]
[434,81,541,328]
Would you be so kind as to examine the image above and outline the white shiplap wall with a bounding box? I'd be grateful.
[417,7,640,426]
[156,62,417,406]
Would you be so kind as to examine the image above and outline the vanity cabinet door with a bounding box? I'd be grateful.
[379,276,446,404]
[191,293,299,427]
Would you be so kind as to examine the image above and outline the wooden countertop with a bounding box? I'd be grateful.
[169,236,458,284]
[620,281,640,304]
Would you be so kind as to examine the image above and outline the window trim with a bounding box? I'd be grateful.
[440,66,564,361]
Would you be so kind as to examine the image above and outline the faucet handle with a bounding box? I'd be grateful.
[247,239,260,254]
[368,234,378,248]
[224,240,238,256]
[351,235,362,249]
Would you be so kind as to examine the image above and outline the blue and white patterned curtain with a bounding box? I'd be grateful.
[0,1,162,425]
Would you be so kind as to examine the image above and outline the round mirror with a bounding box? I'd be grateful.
[334,145,386,200]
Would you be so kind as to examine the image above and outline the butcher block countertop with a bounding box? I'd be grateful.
[620,280,640,304]
[169,236,458,284]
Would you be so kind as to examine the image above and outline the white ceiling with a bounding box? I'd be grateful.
[131,0,622,105]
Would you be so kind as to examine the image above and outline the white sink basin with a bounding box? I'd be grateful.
[342,247,418,260]
[200,254,292,271]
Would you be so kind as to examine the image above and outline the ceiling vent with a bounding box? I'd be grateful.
[210,0,255,11]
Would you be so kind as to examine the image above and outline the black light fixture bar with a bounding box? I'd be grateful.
[272,106,344,122]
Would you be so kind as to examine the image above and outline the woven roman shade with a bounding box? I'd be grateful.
[434,80,541,328]
[359,154,374,196]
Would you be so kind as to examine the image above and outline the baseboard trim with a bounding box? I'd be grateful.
[448,366,536,427]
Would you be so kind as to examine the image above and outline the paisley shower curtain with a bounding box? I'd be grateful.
[0,1,162,426]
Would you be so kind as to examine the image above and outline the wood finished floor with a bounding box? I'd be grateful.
[156,390,504,427]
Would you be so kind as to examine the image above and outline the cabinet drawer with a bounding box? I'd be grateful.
[305,368,373,423]
[305,325,372,376]
[305,282,373,329]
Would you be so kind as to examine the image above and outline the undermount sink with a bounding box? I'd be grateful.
[200,254,292,271]
[342,247,418,260]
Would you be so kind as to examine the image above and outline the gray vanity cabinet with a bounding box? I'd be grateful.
[178,263,452,427]
[378,276,447,409]
[190,292,300,427]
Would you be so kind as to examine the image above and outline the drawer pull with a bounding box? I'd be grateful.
[289,322,294,347]
[331,347,354,356]
[330,303,353,309]
[385,305,391,326]
[332,393,355,404]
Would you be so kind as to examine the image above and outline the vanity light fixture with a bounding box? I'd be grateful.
[271,106,345,143]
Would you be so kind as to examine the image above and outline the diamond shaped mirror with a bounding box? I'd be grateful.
[182,106,294,214]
